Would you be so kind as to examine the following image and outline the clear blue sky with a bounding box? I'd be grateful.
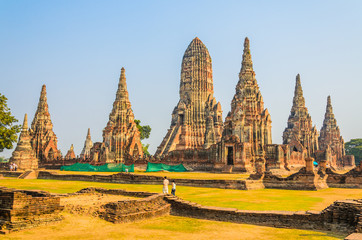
[1,0,361,158]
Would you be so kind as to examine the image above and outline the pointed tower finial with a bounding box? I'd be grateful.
[87,128,91,137]
[22,113,28,130]
[240,37,253,72]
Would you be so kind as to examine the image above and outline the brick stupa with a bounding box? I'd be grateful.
[10,114,38,170]
[283,74,318,156]
[30,85,61,162]
[318,96,345,160]
[156,37,223,156]
[80,128,93,160]
[223,37,272,155]
[64,144,76,160]
[101,68,143,162]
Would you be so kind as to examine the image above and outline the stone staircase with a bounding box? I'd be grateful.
[18,170,38,179]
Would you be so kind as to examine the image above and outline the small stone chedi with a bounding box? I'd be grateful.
[99,67,143,163]
[282,74,319,157]
[214,37,272,172]
[9,114,38,170]
[156,37,223,156]
[64,144,76,160]
[80,128,93,160]
[318,96,355,168]
[29,85,61,162]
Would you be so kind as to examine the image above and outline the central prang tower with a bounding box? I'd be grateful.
[156,37,223,156]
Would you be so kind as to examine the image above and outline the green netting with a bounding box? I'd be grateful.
[60,162,134,172]
[145,162,187,172]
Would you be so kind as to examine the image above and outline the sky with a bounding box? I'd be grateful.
[1,0,362,158]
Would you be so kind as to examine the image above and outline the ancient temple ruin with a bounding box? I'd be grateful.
[9,114,38,170]
[156,37,223,156]
[215,37,272,172]
[80,128,93,160]
[99,68,143,163]
[64,144,76,160]
[29,85,61,162]
[282,74,319,157]
[318,96,355,168]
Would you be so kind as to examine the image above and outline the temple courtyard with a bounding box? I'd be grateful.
[0,176,361,239]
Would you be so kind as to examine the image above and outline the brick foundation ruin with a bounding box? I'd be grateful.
[0,187,63,234]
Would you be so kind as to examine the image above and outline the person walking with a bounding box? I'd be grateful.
[171,180,176,196]
[163,176,169,194]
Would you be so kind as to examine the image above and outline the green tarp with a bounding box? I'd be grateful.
[145,162,187,172]
[60,162,134,172]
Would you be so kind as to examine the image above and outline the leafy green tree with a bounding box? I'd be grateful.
[345,139,362,166]
[0,93,21,152]
[134,119,152,156]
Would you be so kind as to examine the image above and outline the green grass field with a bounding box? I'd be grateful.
[1,178,361,211]
[1,214,344,240]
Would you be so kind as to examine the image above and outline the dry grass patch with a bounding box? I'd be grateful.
[1,214,344,240]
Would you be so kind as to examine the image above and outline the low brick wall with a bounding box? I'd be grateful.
[38,171,253,190]
[164,196,362,235]
[0,187,63,234]
[64,188,170,223]
[263,168,328,190]
[0,171,23,178]
[327,168,362,188]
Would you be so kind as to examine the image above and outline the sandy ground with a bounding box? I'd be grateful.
[60,193,138,207]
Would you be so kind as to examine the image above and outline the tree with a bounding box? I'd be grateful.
[134,119,152,156]
[0,93,21,152]
[345,139,362,166]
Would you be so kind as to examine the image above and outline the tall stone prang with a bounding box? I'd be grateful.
[10,114,38,170]
[80,128,93,160]
[223,37,272,155]
[30,85,61,162]
[318,96,346,164]
[283,74,318,156]
[101,68,143,162]
[156,37,223,156]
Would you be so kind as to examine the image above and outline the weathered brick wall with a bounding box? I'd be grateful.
[38,171,251,190]
[327,168,362,188]
[0,171,23,178]
[165,196,362,235]
[70,188,170,223]
[0,187,63,233]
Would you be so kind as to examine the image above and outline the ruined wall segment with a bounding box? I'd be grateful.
[282,74,318,157]
[10,114,38,170]
[101,68,143,162]
[156,37,223,156]
[29,85,61,162]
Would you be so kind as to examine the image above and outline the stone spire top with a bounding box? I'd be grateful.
[10,113,38,170]
[283,74,318,156]
[31,84,51,130]
[319,96,345,161]
[240,37,253,73]
[22,113,28,130]
[291,74,306,111]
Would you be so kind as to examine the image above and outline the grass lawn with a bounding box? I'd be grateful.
[1,178,361,211]
[1,213,345,240]
[53,170,250,180]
